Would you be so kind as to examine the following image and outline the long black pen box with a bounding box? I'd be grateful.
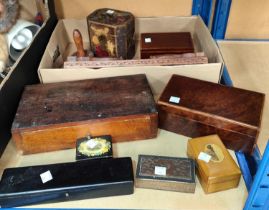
[0,157,134,207]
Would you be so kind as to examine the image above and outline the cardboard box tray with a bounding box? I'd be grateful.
[38,16,224,97]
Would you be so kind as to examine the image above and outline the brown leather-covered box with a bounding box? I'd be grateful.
[140,32,194,59]
[11,74,158,154]
[187,135,241,194]
[157,74,265,154]
[87,8,135,59]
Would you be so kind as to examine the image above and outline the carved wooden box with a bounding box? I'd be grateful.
[136,155,196,193]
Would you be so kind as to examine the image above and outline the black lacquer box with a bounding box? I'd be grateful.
[0,157,134,207]
[136,155,196,193]
[76,135,113,160]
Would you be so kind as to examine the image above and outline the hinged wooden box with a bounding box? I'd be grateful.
[157,74,265,154]
[140,32,194,59]
[11,74,158,154]
[0,157,134,207]
[87,8,135,59]
[187,135,241,193]
[136,155,196,193]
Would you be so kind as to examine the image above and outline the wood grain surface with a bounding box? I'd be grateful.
[187,135,241,193]
[140,32,194,58]
[158,74,265,153]
[12,74,158,154]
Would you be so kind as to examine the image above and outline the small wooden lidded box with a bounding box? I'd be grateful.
[12,74,158,154]
[136,155,196,193]
[157,74,265,154]
[140,32,194,59]
[87,8,135,59]
[187,135,241,194]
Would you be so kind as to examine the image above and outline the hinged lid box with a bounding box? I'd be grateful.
[11,74,158,154]
[0,157,134,207]
[136,155,196,193]
[87,8,135,59]
[187,135,241,193]
[157,74,265,153]
[140,32,194,59]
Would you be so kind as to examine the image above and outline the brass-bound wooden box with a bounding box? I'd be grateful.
[87,8,135,59]
[136,155,196,193]
[187,135,241,194]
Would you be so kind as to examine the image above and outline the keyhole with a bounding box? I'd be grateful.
[44,105,52,112]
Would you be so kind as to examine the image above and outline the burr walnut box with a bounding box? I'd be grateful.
[11,74,158,154]
[135,155,196,193]
[87,8,135,59]
[157,75,265,154]
[187,135,241,193]
[140,32,194,59]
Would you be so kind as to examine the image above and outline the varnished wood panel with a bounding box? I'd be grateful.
[140,32,194,59]
[187,135,241,193]
[12,74,158,154]
[158,75,265,153]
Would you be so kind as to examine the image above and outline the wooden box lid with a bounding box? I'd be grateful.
[187,135,241,185]
[140,32,194,53]
[87,8,134,28]
[12,74,157,130]
[157,75,265,136]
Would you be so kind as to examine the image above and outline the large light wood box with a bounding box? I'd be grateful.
[11,74,157,154]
